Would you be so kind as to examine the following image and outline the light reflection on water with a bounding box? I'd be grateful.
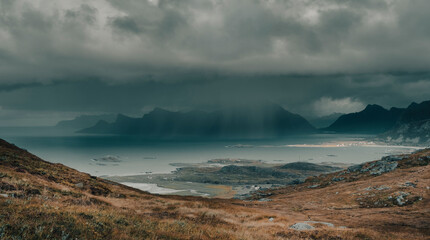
[1,132,419,177]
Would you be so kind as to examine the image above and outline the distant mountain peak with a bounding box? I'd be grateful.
[55,113,116,130]
[325,104,403,134]
[408,102,419,108]
[399,100,430,123]
[363,104,386,112]
[147,107,176,116]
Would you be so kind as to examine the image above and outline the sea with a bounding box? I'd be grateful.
[0,127,421,177]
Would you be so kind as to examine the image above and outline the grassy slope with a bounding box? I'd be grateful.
[0,138,429,239]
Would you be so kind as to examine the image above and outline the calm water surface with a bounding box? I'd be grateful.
[0,128,419,176]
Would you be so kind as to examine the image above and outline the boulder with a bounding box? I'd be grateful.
[289,223,315,230]
[305,221,334,227]
[395,192,410,206]
[402,182,417,188]
[289,221,335,231]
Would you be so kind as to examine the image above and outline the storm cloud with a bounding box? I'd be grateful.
[0,0,429,125]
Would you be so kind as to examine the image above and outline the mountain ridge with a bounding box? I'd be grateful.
[325,100,430,134]
[55,114,117,130]
[324,104,404,133]
[79,104,316,138]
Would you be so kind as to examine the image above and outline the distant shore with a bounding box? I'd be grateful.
[105,158,345,199]
[284,140,424,149]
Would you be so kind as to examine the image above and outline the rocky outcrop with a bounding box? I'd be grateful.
[347,155,402,175]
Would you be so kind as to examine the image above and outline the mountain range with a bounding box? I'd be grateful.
[324,104,405,134]
[324,100,430,143]
[55,114,117,130]
[54,100,430,142]
[79,104,316,138]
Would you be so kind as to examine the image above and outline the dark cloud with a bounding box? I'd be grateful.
[0,0,429,82]
[64,4,98,25]
[110,16,141,34]
[0,0,429,125]
[0,74,428,119]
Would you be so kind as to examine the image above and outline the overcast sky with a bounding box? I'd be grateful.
[0,0,429,126]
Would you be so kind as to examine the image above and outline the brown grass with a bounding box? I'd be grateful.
[0,138,429,239]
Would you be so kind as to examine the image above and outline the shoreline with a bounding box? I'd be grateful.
[104,158,346,199]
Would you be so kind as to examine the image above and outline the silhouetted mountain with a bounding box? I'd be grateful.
[79,104,316,138]
[308,113,343,128]
[377,100,430,145]
[399,100,430,124]
[325,99,430,135]
[325,104,405,134]
[55,114,116,130]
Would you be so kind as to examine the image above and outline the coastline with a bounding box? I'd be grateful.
[104,158,346,199]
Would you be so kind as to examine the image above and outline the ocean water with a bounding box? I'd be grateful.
[0,129,420,177]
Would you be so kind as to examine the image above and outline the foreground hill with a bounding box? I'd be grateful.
[79,104,316,138]
[0,139,429,239]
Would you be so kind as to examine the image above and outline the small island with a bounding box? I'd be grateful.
[104,158,345,199]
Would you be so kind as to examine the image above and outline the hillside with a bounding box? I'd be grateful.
[379,119,430,145]
[79,104,316,138]
[377,101,430,145]
[0,139,429,239]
